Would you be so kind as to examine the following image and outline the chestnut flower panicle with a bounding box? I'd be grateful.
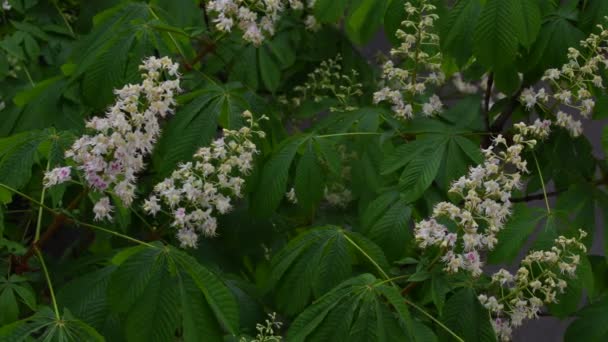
[480,230,587,341]
[373,0,444,120]
[43,56,181,221]
[414,120,552,276]
[207,0,316,46]
[520,21,608,137]
[145,111,267,248]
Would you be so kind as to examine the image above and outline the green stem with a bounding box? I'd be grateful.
[148,6,187,62]
[36,249,60,320]
[52,0,75,38]
[22,64,35,87]
[0,183,158,249]
[404,298,465,342]
[532,153,551,214]
[34,160,50,242]
[342,232,392,284]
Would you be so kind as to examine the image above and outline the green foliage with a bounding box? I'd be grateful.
[0,0,606,341]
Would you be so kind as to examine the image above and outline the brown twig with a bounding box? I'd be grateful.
[13,189,88,273]
[183,38,216,71]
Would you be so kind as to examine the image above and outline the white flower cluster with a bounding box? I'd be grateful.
[240,312,283,342]
[373,0,444,120]
[44,57,181,221]
[207,0,317,46]
[519,23,608,137]
[281,54,363,112]
[479,230,587,341]
[144,111,266,248]
[414,121,552,276]
[2,1,10,11]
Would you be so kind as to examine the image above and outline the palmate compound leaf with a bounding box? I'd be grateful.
[0,307,104,342]
[269,225,390,315]
[104,244,239,341]
[286,273,435,342]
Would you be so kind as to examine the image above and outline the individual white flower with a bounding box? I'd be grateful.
[556,111,583,137]
[285,187,298,204]
[93,197,114,221]
[304,15,320,31]
[177,228,198,248]
[43,166,72,187]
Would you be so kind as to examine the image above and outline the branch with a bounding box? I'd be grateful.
[490,87,524,133]
[14,189,88,273]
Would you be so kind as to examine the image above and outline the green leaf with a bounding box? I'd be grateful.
[493,65,521,95]
[384,0,407,46]
[346,0,388,45]
[360,192,412,261]
[399,140,448,202]
[565,296,608,342]
[474,0,519,68]
[258,47,281,92]
[525,16,584,74]
[287,274,414,341]
[314,0,348,23]
[512,0,541,48]
[170,247,240,335]
[441,288,496,342]
[440,0,482,66]
[0,286,19,325]
[124,265,179,342]
[295,143,325,213]
[250,135,309,217]
[177,274,223,341]
[108,247,163,313]
[580,0,608,33]
[488,205,545,264]
[0,130,48,193]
